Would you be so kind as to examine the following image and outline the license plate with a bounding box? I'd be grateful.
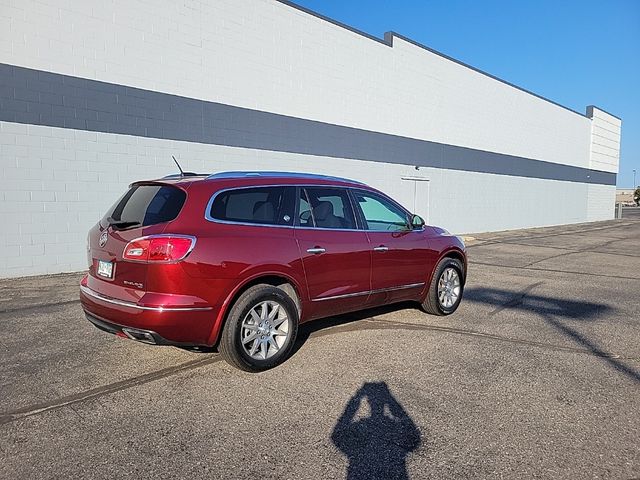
[97,260,113,279]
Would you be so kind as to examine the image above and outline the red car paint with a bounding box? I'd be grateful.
[80,172,466,347]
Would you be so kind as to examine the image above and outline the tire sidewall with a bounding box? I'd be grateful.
[433,259,464,315]
[227,287,299,370]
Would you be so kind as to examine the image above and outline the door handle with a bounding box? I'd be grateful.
[373,246,389,252]
[306,247,326,254]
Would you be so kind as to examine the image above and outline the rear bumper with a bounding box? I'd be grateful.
[80,278,219,346]
[85,311,203,347]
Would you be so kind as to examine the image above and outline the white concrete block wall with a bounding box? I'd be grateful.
[586,184,616,222]
[588,107,622,173]
[3,0,592,167]
[583,107,620,220]
[0,120,606,277]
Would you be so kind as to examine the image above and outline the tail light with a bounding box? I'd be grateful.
[123,235,196,263]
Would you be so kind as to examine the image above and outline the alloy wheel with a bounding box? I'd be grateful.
[240,300,290,360]
[437,267,461,309]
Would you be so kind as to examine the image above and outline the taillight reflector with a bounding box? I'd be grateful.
[123,235,195,263]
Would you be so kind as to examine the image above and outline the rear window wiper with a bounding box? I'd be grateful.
[106,217,141,229]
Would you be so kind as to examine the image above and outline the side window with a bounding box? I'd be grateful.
[209,186,294,226]
[297,189,314,227]
[298,187,356,229]
[352,191,410,231]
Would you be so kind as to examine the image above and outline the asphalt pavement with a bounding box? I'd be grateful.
[1,219,639,479]
[622,206,640,220]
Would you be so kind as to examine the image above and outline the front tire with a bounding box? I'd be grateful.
[422,257,464,316]
[219,284,299,372]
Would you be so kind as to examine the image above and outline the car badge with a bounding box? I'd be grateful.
[99,231,108,247]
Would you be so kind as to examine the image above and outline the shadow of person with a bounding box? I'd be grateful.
[331,382,421,480]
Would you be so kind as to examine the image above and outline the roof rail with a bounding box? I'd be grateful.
[205,171,364,184]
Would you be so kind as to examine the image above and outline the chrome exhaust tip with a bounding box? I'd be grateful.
[121,328,157,344]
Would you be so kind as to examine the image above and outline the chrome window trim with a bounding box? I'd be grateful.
[311,282,425,302]
[204,184,296,228]
[294,225,363,232]
[80,285,213,312]
[204,184,422,233]
[204,184,362,231]
[203,217,297,230]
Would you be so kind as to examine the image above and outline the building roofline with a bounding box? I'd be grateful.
[276,0,619,122]
[275,0,389,46]
[586,105,622,121]
[384,31,585,119]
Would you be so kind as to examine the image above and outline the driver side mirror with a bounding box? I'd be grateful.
[411,214,425,230]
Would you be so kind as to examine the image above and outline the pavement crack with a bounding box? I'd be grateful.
[470,262,640,281]
[504,238,627,269]
[494,242,640,260]
[0,355,221,426]
[467,222,635,249]
[0,299,80,315]
[523,251,577,268]
[2,313,637,427]
[307,317,636,361]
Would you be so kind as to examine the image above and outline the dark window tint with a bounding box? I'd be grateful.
[298,187,356,229]
[105,185,186,228]
[352,191,409,231]
[209,187,294,226]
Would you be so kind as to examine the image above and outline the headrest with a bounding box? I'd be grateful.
[253,201,267,214]
[313,201,334,220]
[253,201,275,222]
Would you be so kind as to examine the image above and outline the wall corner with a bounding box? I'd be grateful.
[586,105,621,175]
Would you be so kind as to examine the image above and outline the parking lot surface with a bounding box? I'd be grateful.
[622,206,640,220]
[1,219,639,479]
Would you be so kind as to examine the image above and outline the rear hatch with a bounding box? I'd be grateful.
[87,181,188,298]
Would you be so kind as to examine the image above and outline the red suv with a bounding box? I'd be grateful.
[80,171,466,371]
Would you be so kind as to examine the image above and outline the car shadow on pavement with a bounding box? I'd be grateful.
[291,302,420,355]
[464,286,640,383]
[331,382,421,480]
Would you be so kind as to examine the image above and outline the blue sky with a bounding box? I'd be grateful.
[293,0,640,188]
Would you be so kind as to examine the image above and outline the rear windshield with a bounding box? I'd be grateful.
[104,185,186,228]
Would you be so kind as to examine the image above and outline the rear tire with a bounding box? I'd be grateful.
[421,257,464,316]
[219,284,299,372]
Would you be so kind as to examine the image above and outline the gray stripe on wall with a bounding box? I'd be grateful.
[0,63,616,186]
